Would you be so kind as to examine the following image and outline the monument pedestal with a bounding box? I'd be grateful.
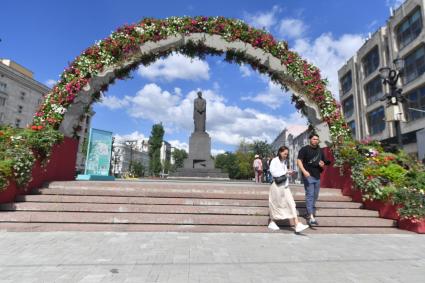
[170,132,229,179]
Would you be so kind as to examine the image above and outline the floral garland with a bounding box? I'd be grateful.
[32,16,350,143]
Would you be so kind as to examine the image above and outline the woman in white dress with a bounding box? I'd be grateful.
[268,146,309,233]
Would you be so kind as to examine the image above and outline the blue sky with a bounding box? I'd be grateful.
[0,0,404,154]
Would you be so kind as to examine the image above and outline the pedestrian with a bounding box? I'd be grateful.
[297,133,331,226]
[253,154,263,183]
[262,156,271,183]
[268,146,309,233]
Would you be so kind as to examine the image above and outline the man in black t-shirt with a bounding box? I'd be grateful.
[297,133,329,226]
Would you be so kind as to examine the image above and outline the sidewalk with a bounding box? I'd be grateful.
[0,232,423,282]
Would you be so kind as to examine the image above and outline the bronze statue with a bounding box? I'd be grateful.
[194,91,206,132]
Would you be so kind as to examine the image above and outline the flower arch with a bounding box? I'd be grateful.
[32,16,350,143]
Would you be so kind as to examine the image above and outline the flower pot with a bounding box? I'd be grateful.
[379,203,400,220]
[0,180,18,204]
[350,189,363,203]
[363,200,385,211]
[398,218,425,234]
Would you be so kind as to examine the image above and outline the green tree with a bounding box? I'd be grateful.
[251,140,272,158]
[148,123,164,176]
[130,161,145,177]
[172,148,188,170]
[215,152,242,179]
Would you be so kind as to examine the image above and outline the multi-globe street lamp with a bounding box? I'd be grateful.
[379,57,405,148]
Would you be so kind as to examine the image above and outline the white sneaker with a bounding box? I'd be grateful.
[295,223,309,233]
[268,221,280,231]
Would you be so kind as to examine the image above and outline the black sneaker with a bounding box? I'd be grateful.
[308,219,319,226]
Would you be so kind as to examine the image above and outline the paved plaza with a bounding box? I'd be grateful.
[0,232,424,282]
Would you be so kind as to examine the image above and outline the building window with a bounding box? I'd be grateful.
[362,46,380,77]
[0,113,4,123]
[407,85,425,121]
[20,92,26,100]
[340,71,352,94]
[367,107,385,135]
[348,120,356,138]
[15,119,21,128]
[365,76,383,105]
[0,82,6,92]
[404,45,425,84]
[17,105,23,114]
[343,96,354,118]
[396,8,423,49]
[0,96,6,107]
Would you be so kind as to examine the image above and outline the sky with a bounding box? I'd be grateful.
[0,0,405,154]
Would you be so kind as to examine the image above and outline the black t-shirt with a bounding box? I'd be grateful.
[297,145,325,179]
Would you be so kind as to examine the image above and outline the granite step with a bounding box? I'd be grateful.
[15,195,364,209]
[0,212,395,227]
[0,223,410,234]
[0,202,379,217]
[33,188,352,202]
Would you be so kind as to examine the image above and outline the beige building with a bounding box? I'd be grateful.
[0,59,47,128]
[338,0,425,157]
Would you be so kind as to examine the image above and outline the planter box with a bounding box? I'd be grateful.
[398,218,425,234]
[351,189,363,203]
[0,180,18,203]
[363,200,385,211]
[0,137,78,204]
[379,203,400,220]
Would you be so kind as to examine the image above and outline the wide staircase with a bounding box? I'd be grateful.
[0,181,406,233]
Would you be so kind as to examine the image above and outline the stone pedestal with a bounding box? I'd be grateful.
[184,132,214,169]
[170,132,229,179]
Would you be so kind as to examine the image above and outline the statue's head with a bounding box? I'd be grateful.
[197,91,202,98]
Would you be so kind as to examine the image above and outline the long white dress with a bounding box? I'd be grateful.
[268,157,298,220]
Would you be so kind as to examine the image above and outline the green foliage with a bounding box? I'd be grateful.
[172,148,188,170]
[215,151,255,180]
[0,126,63,191]
[250,140,272,158]
[130,161,145,177]
[148,123,164,176]
[335,138,425,219]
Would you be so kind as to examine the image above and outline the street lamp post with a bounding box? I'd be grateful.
[379,57,405,149]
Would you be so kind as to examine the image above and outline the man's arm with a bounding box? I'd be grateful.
[297,159,310,178]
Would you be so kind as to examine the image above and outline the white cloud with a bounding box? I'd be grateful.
[241,79,290,109]
[45,79,57,88]
[386,0,404,9]
[169,140,189,152]
[102,83,307,146]
[278,18,307,39]
[293,33,364,97]
[244,5,281,31]
[239,64,253,77]
[100,95,130,110]
[114,131,148,143]
[138,53,210,82]
[211,148,226,156]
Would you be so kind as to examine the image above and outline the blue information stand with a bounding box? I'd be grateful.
[76,128,115,181]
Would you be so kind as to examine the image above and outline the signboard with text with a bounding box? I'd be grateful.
[84,128,113,176]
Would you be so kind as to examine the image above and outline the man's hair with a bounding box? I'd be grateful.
[309,133,319,140]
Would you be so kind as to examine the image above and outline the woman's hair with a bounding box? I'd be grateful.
[277,145,289,161]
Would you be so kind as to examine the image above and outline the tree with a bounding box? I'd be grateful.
[251,140,272,158]
[130,161,145,177]
[148,123,164,176]
[172,148,188,170]
[215,152,241,179]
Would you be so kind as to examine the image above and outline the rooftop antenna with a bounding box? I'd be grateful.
[390,7,394,17]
